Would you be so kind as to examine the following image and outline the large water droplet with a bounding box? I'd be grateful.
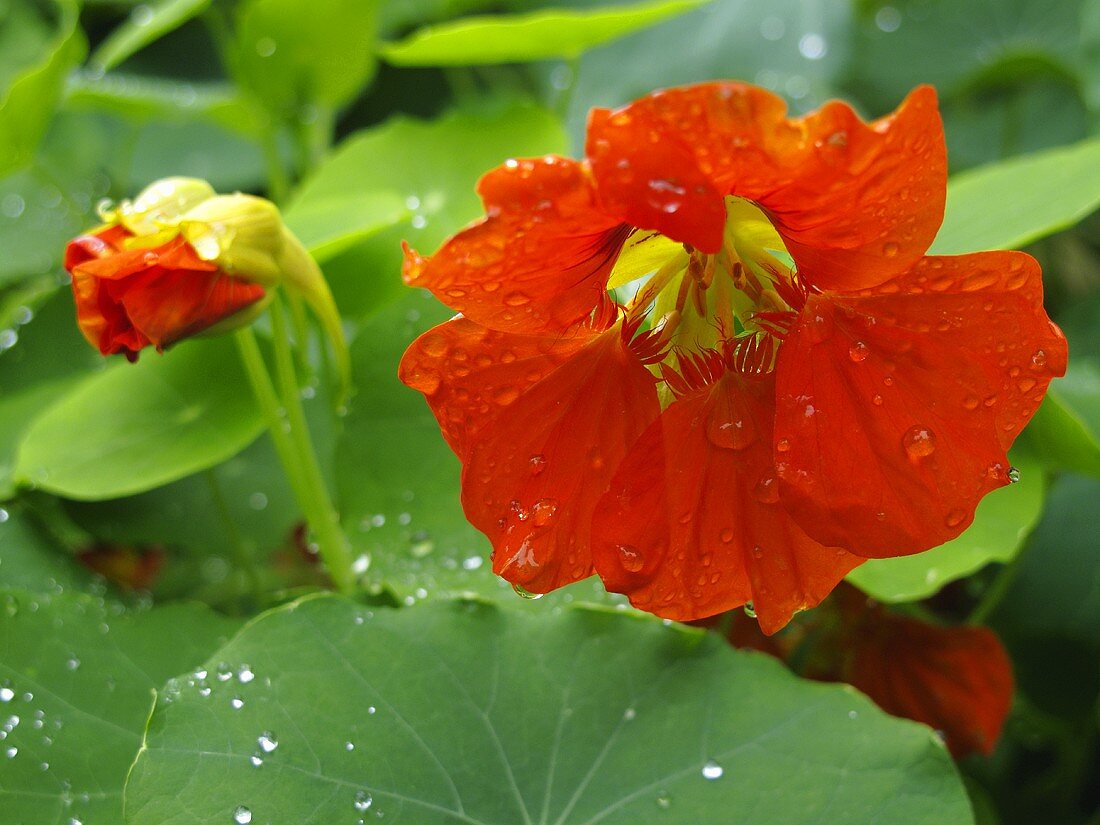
[1008,466,1021,483]
[743,602,757,618]
[701,759,724,780]
[512,583,543,600]
[233,805,253,824]
[354,791,373,812]
[752,472,779,504]
[902,426,935,459]
[848,341,869,362]
[531,499,558,527]
[257,732,278,753]
[618,544,644,573]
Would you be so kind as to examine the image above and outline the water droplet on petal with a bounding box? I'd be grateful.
[512,583,542,600]
[1008,466,1021,483]
[702,759,724,779]
[883,241,900,258]
[743,601,757,618]
[529,454,546,475]
[776,438,790,453]
[531,498,558,526]
[503,292,530,307]
[902,426,936,459]
[962,395,979,411]
[848,341,869,362]
[752,471,780,504]
[618,545,644,573]
[945,509,966,527]
[872,394,884,406]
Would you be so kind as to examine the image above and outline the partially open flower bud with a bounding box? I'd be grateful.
[64,176,347,389]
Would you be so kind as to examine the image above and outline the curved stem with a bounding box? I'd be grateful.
[234,324,355,593]
[268,298,357,593]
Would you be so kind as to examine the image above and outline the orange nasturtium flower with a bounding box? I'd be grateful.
[399,83,1067,633]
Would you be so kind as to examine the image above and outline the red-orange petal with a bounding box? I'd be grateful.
[398,316,595,460]
[586,83,945,291]
[591,371,862,634]
[774,251,1067,558]
[846,615,1014,757]
[460,322,660,593]
[403,156,627,334]
[67,232,265,357]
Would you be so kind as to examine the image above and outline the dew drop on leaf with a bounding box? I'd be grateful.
[257,732,278,753]
[701,759,724,780]
[232,805,252,824]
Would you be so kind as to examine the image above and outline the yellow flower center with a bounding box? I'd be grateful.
[609,198,803,397]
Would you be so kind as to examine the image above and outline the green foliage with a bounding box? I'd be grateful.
[0,0,86,176]
[14,337,264,500]
[90,0,213,73]
[381,0,708,65]
[933,137,1100,254]
[125,595,972,824]
[230,0,381,119]
[0,589,240,824]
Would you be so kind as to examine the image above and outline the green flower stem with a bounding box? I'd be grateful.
[267,297,357,592]
[234,323,356,594]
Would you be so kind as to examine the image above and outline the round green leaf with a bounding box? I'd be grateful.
[847,457,1044,602]
[125,595,972,824]
[0,589,241,824]
[14,336,264,500]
